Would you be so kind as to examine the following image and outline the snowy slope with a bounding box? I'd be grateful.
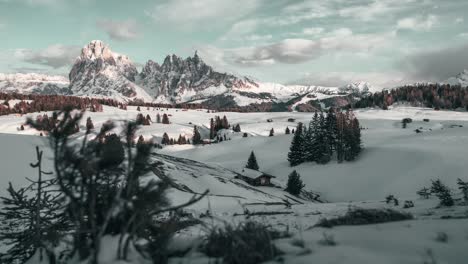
[1,106,468,264]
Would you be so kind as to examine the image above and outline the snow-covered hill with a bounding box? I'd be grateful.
[1,105,468,263]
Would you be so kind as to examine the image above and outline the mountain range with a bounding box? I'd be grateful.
[1,40,466,110]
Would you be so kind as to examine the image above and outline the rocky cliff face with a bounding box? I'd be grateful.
[138,52,257,102]
[69,40,150,101]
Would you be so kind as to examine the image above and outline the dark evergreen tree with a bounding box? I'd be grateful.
[136,113,145,125]
[86,117,94,132]
[417,187,431,199]
[288,122,305,166]
[245,151,259,171]
[137,106,141,111]
[457,178,468,202]
[0,147,66,264]
[161,132,170,145]
[269,128,274,137]
[137,135,145,146]
[209,118,215,139]
[304,113,319,162]
[316,112,331,164]
[162,113,170,124]
[25,110,207,263]
[156,113,161,123]
[192,126,203,145]
[233,124,241,132]
[285,127,290,134]
[285,170,305,196]
[431,179,454,206]
[325,108,338,155]
[20,124,24,131]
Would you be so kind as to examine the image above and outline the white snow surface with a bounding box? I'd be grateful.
[1,105,468,263]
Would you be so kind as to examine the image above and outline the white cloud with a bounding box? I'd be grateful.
[455,17,464,24]
[290,71,410,89]
[339,0,395,21]
[302,27,325,35]
[399,43,468,81]
[146,0,262,29]
[203,31,392,67]
[14,44,80,69]
[397,15,439,31]
[97,19,139,41]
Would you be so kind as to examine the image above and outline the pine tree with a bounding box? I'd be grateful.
[457,178,468,201]
[417,187,431,199]
[161,132,170,145]
[431,179,454,206]
[86,117,94,132]
[24,111,208,263]
[0,147,66,263]
[209,118,215,139]
[192,126,203,145]
[288,122,305,166]
[137,106,141,111]
[156,113,161,123]
[20,124,24,131]
[233,124,241,132]
[304,113,319,162]
[285,170,305,196]
[136,113,145,125]
[269,128,274,137]
[162,113,170,124]
[316,112,331,164]
[245,151,259,171]
[350,117,362,158]
[325,108,338,155]
[137,135,145,146]
[336,112,346,163]
[285,126,290,134]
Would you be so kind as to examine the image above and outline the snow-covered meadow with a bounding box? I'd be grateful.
[0,105,467,263]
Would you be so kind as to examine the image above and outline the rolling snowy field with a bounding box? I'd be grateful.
[0,105,467,263]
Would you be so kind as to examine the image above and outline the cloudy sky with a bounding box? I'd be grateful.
[0,0,468,88]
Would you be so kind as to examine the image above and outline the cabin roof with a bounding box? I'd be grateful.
[238,168,275,180]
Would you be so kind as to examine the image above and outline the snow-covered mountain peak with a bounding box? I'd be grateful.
[339,81,374,95]
[0,73,69,84]
[445,69,468,86]
[79,40,114,61]
[68,40,147,101]
[0,73,70,95]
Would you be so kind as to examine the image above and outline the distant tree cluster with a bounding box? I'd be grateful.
[354,84,468,110]
[0,93,125,116]
[30,112,79,135]
[210,116,230,139]
[288,109,362,166]
[161,132,190,145]
[417,178,468,206]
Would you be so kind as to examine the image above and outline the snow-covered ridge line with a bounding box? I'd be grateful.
[0,73,69,84]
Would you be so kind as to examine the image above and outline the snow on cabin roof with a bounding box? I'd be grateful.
[239,168,275,179]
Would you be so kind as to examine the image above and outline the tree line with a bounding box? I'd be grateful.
[354,83,468,110]
[288,109,362,166]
